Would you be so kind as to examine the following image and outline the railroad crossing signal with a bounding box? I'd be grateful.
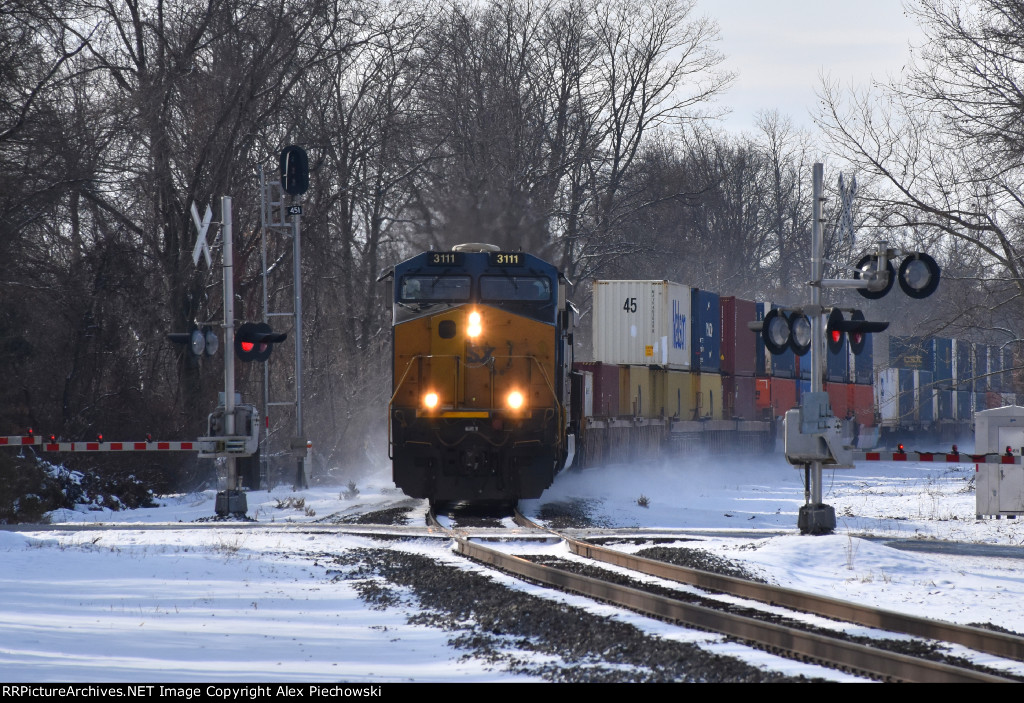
[750,309,811,356]
[853,250,940,300]
[235,322,287,362]
[825,308,888,356]
[280,145,309,196]
[167,326,219,357]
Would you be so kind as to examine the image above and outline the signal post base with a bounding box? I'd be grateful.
[215,490,248,517]
[798,503,836,536]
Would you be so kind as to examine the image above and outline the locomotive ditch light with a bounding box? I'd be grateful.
[423,392,440,410]
[467,310,482,338]
[854,254,895,299]
[897,252,940,299]
[506,390,525,410]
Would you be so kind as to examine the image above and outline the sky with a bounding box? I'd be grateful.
[4,453,1024,682]
[706,0,922,134]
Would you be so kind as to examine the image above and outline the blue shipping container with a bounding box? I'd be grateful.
[827,337,849,383]
[988,345,1003,392]
[690,289,721,372]
[955,390,972,422]
[918,370,934,423]
[932,338,953,389]
[852,333,874,386]
[954,339,973,392]
[890,336,934,370]
[936,389,954,421]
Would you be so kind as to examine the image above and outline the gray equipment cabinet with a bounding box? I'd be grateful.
[974,406,1024,519]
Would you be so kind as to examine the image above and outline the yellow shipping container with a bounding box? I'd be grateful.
[619,365,653,416]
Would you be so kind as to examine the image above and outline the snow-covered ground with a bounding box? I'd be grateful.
[4,452,1024,682]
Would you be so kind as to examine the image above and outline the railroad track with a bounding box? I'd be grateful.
[427,507,1021,682]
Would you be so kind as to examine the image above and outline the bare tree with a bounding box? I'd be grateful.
[816,0,1024,340]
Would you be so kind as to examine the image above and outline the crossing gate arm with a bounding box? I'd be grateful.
[0,436,197,452]
[854,451,1021,465]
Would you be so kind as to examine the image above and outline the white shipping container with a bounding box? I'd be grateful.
[875,368,900,427]
[592,280,692,369]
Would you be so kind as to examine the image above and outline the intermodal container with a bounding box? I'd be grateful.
[827,337,850,383]
[851,333,874,386]
[953,339,973,392]
[723,375,757,420]
[769,377,797,418]
[890,336,933,371]
[719,297,757,376]
[573,361,618,418]
[592,280,691,368]
[988,345,1003,392]
[932,338,953,389]
[954,390,972,422]
[827,382,849,419]
[848,384,875,426]
[754,303,767,376]
[917,370,934,423]
[986,391,1002,409]
[876,368,900,427]
[619,365,653,417]
[699,372,724,420]
[936,389,954,421]
[691,289,721,372]
[662,369,699,420]
[899,368,915,425]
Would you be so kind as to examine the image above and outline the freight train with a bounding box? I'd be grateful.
[386,245,1016,504]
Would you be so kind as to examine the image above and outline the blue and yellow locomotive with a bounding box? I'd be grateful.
[386,244,576,505]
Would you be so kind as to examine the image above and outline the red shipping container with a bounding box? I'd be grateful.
[573,362,620,418]
[719,297,758,376]
[769,377,797,418]
[826,382,849,420]
[848,384,875,427]
[723,375,757,420]
[986,391,1002,409]
[755,378,771,409]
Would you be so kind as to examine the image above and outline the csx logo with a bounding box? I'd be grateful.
[672,300,686,350]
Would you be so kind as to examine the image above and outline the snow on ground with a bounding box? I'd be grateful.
[3,452,1024,682]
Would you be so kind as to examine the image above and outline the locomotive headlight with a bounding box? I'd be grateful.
[467,310,482,338]
[506,390,525,410]
[423,392,439,409]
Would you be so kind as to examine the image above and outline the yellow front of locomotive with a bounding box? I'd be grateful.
[388,250,567,504]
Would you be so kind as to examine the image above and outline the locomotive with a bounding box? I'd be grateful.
[385,244,576,505]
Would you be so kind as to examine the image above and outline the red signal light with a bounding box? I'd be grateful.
[897,443,905,454]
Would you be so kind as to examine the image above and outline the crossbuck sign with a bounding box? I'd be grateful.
[190,202,214,268]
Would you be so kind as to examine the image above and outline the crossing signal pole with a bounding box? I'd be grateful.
[751,164,941,535]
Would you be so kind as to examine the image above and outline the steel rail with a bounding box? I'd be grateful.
[513,511,1024,666]
[420,510,1013,682]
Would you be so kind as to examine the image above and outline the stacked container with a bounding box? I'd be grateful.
[592,280,691,368]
